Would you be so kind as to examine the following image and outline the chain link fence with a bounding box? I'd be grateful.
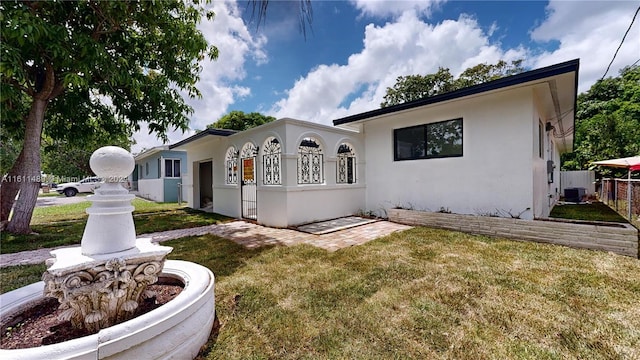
[601,178,640,223]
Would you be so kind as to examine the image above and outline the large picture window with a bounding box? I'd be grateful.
[394,118,463,161]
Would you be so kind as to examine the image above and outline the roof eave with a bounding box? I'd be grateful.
[169,128,237,149]
[333,58,580,126]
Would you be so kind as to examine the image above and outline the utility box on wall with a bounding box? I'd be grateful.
[547,160,555,183]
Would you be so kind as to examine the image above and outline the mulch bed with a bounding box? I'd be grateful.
[1,282,183,350]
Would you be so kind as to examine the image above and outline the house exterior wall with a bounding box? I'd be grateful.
[138,156,161,180]
[283,185,366,226]
[363,87,537,219]
[180,140,217,211]
[531,87,564,219]
[163,178,182,202]
[138,178,164,202]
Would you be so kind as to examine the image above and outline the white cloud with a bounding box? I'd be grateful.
[349,0,445,18]
[270,1,639,125]
[132,0,640,153]
[268,10,525,124]
[132,0,266,153]
[531,1,640,92]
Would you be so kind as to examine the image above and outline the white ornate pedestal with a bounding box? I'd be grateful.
[0,146,216,359]
[42,146,173,332]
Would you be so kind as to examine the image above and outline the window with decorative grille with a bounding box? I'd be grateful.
[336,143,356,184]
[263,137,282,185]
[298,137,323,184]
[225,146,238,184]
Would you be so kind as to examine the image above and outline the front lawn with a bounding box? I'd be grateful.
[0,200,232,254]
[5,227,637,359]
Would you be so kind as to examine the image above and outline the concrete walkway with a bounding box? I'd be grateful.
[0,220,411,268]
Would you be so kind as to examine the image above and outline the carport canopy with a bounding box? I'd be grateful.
[591,155,640,170]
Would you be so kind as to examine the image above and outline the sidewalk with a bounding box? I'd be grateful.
[0,220,411,268]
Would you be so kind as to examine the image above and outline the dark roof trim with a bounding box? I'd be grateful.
[169,128,236,149]
[333,58,580,126]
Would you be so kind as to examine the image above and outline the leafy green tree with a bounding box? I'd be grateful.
[208,110,276,131]
[381,68,455,107]
[0,1,216,233]
[42,121,132,179]
[561,65,640,178]
[455,60,524,88]
[381,60,525,107]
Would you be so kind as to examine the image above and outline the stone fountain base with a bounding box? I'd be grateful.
[0,260,215,359]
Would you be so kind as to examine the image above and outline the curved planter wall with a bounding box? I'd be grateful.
[0,260,215,360]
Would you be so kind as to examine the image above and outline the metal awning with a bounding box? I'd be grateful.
[591,156,640,169]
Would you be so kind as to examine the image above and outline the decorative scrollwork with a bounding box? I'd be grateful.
[263,137,281,185]
[225,146,238,184]
[43,255,168,332]
[337,143,356,184]
[298,137,323,184]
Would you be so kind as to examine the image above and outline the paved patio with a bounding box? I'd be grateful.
[0,219,412,268]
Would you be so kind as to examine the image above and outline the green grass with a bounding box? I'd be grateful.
[37,191,62,198]
[0,200,232,254]
[550,201,628,223]
[0,264,47,293]
[3,227,639,359]
[30,198,183,224]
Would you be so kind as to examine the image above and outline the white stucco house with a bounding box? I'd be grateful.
[171,120,365,227]
[171,59,579,227]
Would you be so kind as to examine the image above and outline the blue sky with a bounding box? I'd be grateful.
[133,0,640,152]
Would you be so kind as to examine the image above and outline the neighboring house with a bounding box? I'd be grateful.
[171,59,579,226]
[133,146,187,202]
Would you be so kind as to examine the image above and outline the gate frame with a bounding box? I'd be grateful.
[241,154,257,220]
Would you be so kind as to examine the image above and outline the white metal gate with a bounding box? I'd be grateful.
[241,156,257,220]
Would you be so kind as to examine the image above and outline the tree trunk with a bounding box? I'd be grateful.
[5,98,47,234]
[0,168,21,225]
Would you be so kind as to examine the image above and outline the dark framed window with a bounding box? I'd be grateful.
[164,159,181,178]
[394,118,463,161]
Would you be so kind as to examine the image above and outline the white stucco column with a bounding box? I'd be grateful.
[80,146,137,256]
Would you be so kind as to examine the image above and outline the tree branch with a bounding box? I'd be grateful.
[4,77,34,96]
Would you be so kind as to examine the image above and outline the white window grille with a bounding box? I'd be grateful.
[298,137,323,184]
[225,146,238,184]
[336,143,356,184]
[262,137,281,185]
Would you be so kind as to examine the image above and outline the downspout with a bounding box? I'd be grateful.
[547,80,566,151]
